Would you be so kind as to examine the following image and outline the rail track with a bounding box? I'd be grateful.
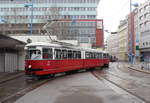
[0,73,69,103]
[91,65,150,103]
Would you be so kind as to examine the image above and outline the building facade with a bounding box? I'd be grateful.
[118,20,128,61]
[106,33,119,59]
[0,0,103,48]
[138,0,150,61]
[0,0,99,24]
[46,19,104,48]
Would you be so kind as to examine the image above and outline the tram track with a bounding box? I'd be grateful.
[0,73,24,86]
[0,73,69,103]
[91,70,149,103]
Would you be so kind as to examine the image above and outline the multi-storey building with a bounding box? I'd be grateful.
[118,20,128,61]
[106,33,119,59]
[138,0,150,61]
[0,0,103,48]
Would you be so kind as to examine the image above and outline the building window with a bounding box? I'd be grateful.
[144,5,148,10]
[144,13,148,18]
[140,23,143,29]
[144,21,148,26]
[139,8,143,13]
[139,16,143,20]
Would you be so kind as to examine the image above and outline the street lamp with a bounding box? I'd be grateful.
[129,0,139,63]
[24,0,34,35]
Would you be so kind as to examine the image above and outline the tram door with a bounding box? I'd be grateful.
[54,49,61,69]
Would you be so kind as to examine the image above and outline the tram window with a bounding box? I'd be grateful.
[96,53,99,59]
[106,54,109,59]
[55,49,61,60]
[68,50,73,59]
[94,53,96,59]
[43,48,53,59]
[99,53,102,59]
[85,52,89,59]
[88,52,92,59]
[91,52,94,59]
[77,51,81,59]
[103,53,107,58]
[89,52,92,59]
[26,50,41,60]
[73,51,77,59]
[62,50,67,59]
[105,54,109,58]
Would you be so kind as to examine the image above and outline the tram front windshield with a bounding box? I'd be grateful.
[26,49,41,60]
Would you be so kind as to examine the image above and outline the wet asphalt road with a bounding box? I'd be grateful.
[1,62,150,103]
[0,76,50,103]
[94,62,150,103]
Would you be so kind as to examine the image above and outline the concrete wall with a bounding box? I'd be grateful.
[5,53,18,72]
[18,50,25,71]
[0,53,4,72]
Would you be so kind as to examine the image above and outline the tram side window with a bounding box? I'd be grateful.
[68,50,73,59]
[103,53,107,59]
[94,53,96,59]
[96,53,99,59]
[91,52,94,59]
[55,49,61,60]
[85,52,90,59]
[88,52,92,59]
[106,53,109,59]
[43,48,53,59]
[77,51,81,59]
[73,51,77,59]
[99,53,102,59]
[62,50,68,59]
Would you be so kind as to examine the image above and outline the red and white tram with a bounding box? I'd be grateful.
[25,42,109,77]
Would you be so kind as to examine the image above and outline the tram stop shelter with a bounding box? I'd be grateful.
[0,34,26,72]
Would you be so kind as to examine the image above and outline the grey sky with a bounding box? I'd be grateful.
[97,0,147,40]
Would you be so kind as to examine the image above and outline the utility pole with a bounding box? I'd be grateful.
[24,0,34,35]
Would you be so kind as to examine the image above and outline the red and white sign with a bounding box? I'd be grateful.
[97,21,103,29]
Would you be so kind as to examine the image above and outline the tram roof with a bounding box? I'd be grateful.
[26,42,106,53]
[26,42,61,47]
[103,51,109,53]
[26,42,81,50]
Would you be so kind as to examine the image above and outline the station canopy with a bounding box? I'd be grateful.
[0,34,26,50]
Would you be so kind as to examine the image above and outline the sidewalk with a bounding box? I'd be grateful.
[128,62,150,74]
[0,71,24,84]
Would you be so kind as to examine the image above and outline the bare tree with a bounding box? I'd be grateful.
[43,5,72,40]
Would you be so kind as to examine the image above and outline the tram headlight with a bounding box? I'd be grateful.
[28,65,32,69]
